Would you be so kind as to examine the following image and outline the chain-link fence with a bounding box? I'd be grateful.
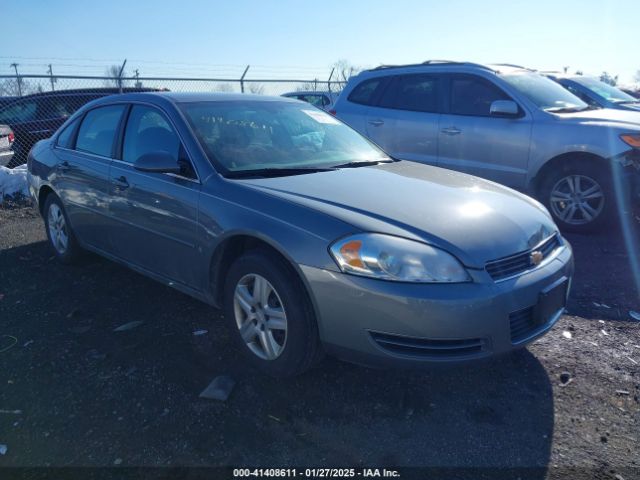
[0,74,346,168]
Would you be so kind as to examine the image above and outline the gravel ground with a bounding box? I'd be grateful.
[0,202,638,479]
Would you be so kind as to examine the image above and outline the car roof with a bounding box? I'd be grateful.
[282,91,335,96]
[90,91,301,106]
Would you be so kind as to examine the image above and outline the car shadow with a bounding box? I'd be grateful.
[0,239,553,476]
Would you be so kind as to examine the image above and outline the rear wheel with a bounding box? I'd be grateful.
[223,250,321,377]
[538,160,615,233]
[43,194,83,264]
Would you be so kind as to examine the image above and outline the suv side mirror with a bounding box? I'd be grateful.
[134,151,181,174]
[490,100,519,117]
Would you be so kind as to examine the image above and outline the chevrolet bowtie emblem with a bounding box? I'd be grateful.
[530,250,544,266]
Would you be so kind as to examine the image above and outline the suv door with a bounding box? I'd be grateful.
[365,73,442,166]
[337,77,389,134]
[54,104,126,251]
[438,74,532,188]
[109,104,202,288]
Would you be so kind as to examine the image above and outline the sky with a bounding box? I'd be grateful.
[1,0,638,86]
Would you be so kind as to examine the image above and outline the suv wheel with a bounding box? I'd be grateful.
[539,160,614,233]
[43,194,83,264]
[223,250,322,377]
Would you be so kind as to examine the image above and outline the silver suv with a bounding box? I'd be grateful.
[333,61,640,233]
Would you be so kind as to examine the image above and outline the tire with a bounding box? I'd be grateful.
[538,159,615,233]
[43,194,83,264]
[223,250,322,377]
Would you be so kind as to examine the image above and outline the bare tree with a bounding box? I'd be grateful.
[331,59,362,89]
[215,83,235,93]
[296,79,321,92]
[103,65,130,88]
[247,83,265,95]
[600,72,618,86]
[635,70,640,83]
[0,78,35,96]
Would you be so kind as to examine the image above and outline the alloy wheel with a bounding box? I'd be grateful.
[47,203,69,254]
[549,174,604,225]
[233,273,288,360]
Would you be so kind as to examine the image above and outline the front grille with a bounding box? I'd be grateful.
[485,234,561,281]
[370,331,485,359]
[509,307,539,344]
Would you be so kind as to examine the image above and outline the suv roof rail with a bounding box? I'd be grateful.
[491,63,536,72]
[369,60,495,72]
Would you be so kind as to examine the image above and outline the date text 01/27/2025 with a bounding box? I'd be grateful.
[232,468,401,478]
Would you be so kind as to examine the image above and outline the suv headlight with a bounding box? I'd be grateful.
[329,233,470,283]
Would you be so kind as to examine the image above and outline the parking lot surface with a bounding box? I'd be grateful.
[0,203,638,479]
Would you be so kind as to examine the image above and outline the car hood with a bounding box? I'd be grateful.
[558,107,640,129]
[238,161,558,269]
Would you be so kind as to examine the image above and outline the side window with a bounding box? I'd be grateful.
[56,118,80,149]
[75,105,125,157]
[122,105,180,164]
[347,78,384,106]
[0,100,37,124]
[379,74,439,113]
[37,97,73,120]
[450,76,510,116]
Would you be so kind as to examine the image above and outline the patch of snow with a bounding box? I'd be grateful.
[0,165,28,198]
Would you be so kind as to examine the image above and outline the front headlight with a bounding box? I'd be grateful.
[620,133,640,148]
[329,233,471,283]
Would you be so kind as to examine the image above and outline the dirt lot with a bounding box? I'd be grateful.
[0,202,638,480]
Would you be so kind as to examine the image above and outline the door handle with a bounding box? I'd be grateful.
[29,129,53,135]
[58,161,70,172]
[441,127,462,136]
[368,119,384,127]
[113,175,129,190]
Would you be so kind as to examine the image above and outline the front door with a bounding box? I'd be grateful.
[108,104,202,289]
[438,74,532,189]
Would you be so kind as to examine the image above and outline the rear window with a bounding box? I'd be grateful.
[56,118,80,149]
[347,78,384,106]
[75,105,125,157]
[379,74,439,113]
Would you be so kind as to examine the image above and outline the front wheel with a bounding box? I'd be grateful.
[223,250,322,377]
[538,161,615,233]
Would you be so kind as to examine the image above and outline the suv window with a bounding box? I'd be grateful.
[0,99,37,124]
[75,105,125,157]
[348,78,384,106]
[379,74,439,113]
[122,105,181,164]
[450,76,510,116]
[56,118,80,149]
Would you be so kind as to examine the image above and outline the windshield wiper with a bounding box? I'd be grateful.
[546,106,591,113]
[225,167,336,178]
[331,159,396,169]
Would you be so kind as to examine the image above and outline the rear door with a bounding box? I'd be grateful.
[54,104,126,251]
[336,76,389,135]
[108,103,202,288]
[365,73,441,165]
[438,74,532,188]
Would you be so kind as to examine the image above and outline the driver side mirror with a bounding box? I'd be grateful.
[490,100,519,117]
[134,151,181,174]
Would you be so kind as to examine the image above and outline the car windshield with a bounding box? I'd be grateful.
[180,101,389,175]
[501,72,589,112]
[571,77,638,104]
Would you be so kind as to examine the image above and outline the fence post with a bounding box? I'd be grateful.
[240,65,250,93]
[10,63,22,96]
[327,68,335,94]
[47,64,56,91]
[117,59,127,93]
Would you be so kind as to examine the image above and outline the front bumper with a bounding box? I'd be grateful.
[302,242,573,368]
